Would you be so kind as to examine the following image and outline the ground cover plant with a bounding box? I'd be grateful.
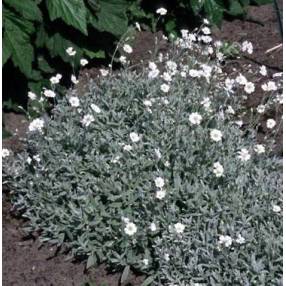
[3,16,283,285]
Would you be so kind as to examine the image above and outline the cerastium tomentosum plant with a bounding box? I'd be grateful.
[3,16,282,286]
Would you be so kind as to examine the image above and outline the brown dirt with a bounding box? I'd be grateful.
[2,2,283,285]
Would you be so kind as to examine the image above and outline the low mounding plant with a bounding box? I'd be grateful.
[3,22,282,285]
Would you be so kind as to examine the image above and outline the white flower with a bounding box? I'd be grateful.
[266,118,276,129]
[135,22,141,31]
[225,78,235,92]
[148,68,160,79]
[202,27,211,35]
[166,61,177,75]
[189,69,201,78]
[244,82,255,94]
[241,41,253,54]
[162,72,172,82]
[148,62,157,70]
[71,75,79,84]
[156,7,167,15]
[29,118,45,132]
[180,71,187,78]
[203,18,210,25]
[122,217,130,223]
[155,148,162,159]
[81,114,94,127]
[26,157,32,164]
[66,47,76,56]
[235,120,243,127]
[259,65,267,76]
[273,72,282,78]
[119,55,127,64]
[28,91,37,100]
[226,105,235,115]
[235,74,247,85]
[99,69,109,77]
[235,234,245,244]
[261,81,277,91]
[50,75,61,84]
[124,222,137,236]
[111,156,120,163]
[201,35,212,43]
[174,223,185,234]
[123,44,133,54]
[123,144,133,152]
[69,96,80,107]
[154,177,165,188]
[213,162,224,177]
[275,93,283,104]
[91,104,101,113]
[142,259,149,266]
[218,235,232,247]
[238,148,251,161]
[80,58,89,66]
[33,155,41,162]
[160,83,170,93]
[156,189,166,200]
[210,129,223,142]
[164,161,170,167]
[200,97,211,110]
[43,89,56,98]
[254,144,265,154]
[150,223,157,232]
[256,104,265,113]
[164,253,170,261]
[272,205,281,213]
[2,148,10,158]
[189,112,202,125]
[129,132,140,143]
[143,100,152,107]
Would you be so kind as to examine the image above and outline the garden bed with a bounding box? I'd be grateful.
[2,2,283,285]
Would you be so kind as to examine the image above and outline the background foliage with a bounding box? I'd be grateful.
[3,0,271,109]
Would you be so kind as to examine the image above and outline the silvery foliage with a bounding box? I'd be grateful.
[3,38,282,285]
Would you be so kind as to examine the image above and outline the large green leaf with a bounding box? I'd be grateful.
[3,9,34,76]
[4,0,42,21]
[190,0,204,14]
[228,0,245,16]
[204,0,224,26]
[88,0,128,37]
[3,40,12,66]
[46,0,88,35]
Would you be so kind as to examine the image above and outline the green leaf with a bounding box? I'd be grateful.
[190,0,204,14]
[88,0,128,37]
[120,265,130,284]
[4,0,42,21]
[228,1,245,16]
[141,276,154,286]
[3,9,34,76]
[37,56,55,73]
[165,19,177,35]
[204,0,224,26]
[83,49,105,59]
[46,0,88,35]
[3,40,11,66]
[86,254,97,269]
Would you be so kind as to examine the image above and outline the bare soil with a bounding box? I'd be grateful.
[2,2,283,285]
